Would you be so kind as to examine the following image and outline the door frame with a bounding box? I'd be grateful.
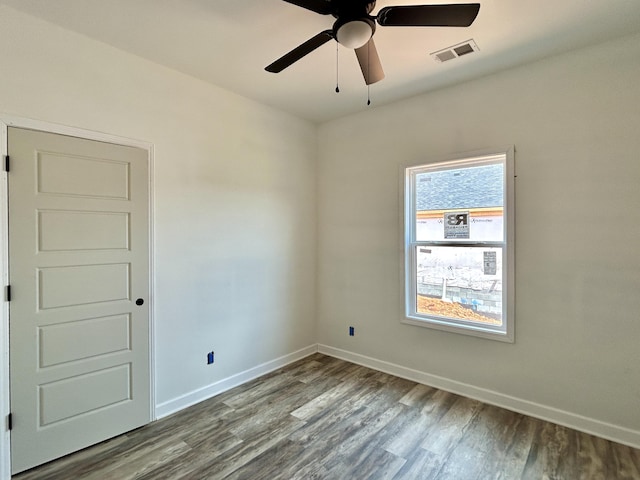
[0,115,156,479]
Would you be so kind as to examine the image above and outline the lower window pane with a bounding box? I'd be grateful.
[415,246,502,327]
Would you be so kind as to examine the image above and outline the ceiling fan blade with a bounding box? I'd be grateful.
[355,38,385,85]
[265,30,334,73]
[282,0,333,15]
[377,4,480,27]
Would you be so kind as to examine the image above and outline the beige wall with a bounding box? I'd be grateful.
[0,5,318,408]
[317,32,640,444]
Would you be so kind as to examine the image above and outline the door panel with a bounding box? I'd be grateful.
[37,151,130,199]
[38,210,130,252]
[8,127,151,474]
[39,364,132,426]
[38,263,131,309]
[39,314,131,367]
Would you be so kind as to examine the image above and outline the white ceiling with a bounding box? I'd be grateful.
[3,0,640,123]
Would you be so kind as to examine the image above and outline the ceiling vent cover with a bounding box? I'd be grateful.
[431,39,479,63]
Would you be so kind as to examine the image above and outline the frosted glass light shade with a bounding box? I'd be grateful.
[336,20,373,49]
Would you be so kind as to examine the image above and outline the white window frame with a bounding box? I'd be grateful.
[401,146,515,342]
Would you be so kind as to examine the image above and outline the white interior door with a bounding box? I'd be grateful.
[8,127,151,474]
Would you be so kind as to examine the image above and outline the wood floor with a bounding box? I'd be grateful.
[14,354,640,479]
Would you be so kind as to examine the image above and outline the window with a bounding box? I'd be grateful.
[403,147,514,342]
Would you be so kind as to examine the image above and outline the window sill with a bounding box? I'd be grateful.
[402,315,514,343]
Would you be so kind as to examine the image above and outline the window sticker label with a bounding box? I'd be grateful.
[483,251,497,275]
[443,211,469,239]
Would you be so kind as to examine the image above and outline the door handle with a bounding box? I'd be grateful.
[135,298,144,306]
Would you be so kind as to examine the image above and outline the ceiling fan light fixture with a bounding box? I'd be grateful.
[336,20,373,49]
[266,1,482,85]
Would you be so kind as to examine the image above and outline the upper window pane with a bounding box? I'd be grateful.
[415,162,504,242]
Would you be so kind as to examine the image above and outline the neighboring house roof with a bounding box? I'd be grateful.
[416,163,503,210]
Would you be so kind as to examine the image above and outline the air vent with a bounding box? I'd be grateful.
[431,39,479,63]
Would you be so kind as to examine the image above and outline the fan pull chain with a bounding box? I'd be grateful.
[366,40,371,106]
[335,42,340,93]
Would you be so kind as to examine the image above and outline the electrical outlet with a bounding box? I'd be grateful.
[207,351,215,364]
[349,326,355,336]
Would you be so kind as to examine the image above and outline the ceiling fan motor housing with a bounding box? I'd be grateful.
[330,1,377,18]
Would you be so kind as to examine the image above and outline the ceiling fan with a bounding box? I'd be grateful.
[265,1,481,85]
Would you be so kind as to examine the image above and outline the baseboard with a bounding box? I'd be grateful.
[318,344,640,450]
[154,342,640,449]
[155,344,318,419]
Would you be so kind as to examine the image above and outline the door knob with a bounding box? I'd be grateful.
[135,298,144,306]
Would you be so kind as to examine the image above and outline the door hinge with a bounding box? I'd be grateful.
[3,155,9,172]
[5,285,10,302]
[7,413,12,431]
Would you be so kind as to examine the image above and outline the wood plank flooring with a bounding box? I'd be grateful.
[14,353,640,479]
